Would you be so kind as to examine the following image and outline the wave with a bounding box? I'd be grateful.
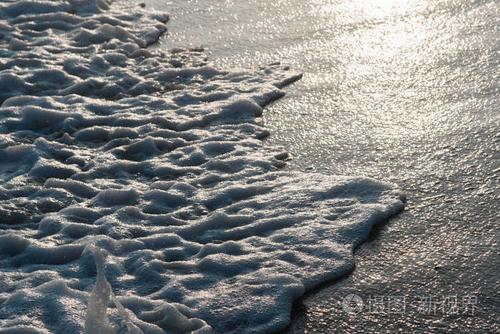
[0,1,404,333]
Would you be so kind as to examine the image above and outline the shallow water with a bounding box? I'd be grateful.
[148,0,499,332]
[0,1,407,333]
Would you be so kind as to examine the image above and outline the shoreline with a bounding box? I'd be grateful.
[0,0,408,333]
[0,0,496,332]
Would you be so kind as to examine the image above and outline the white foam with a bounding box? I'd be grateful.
[84,246,115,334]
[0,1,404,333]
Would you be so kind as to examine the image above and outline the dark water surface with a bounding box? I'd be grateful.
[147,0,499,332]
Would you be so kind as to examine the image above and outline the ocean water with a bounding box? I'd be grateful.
[0,1,406,334]
[146,0,499,333]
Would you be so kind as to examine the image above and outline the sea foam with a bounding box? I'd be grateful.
[0,0,404,333]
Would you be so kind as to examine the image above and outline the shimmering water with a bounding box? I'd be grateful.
[148,0,499,332]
